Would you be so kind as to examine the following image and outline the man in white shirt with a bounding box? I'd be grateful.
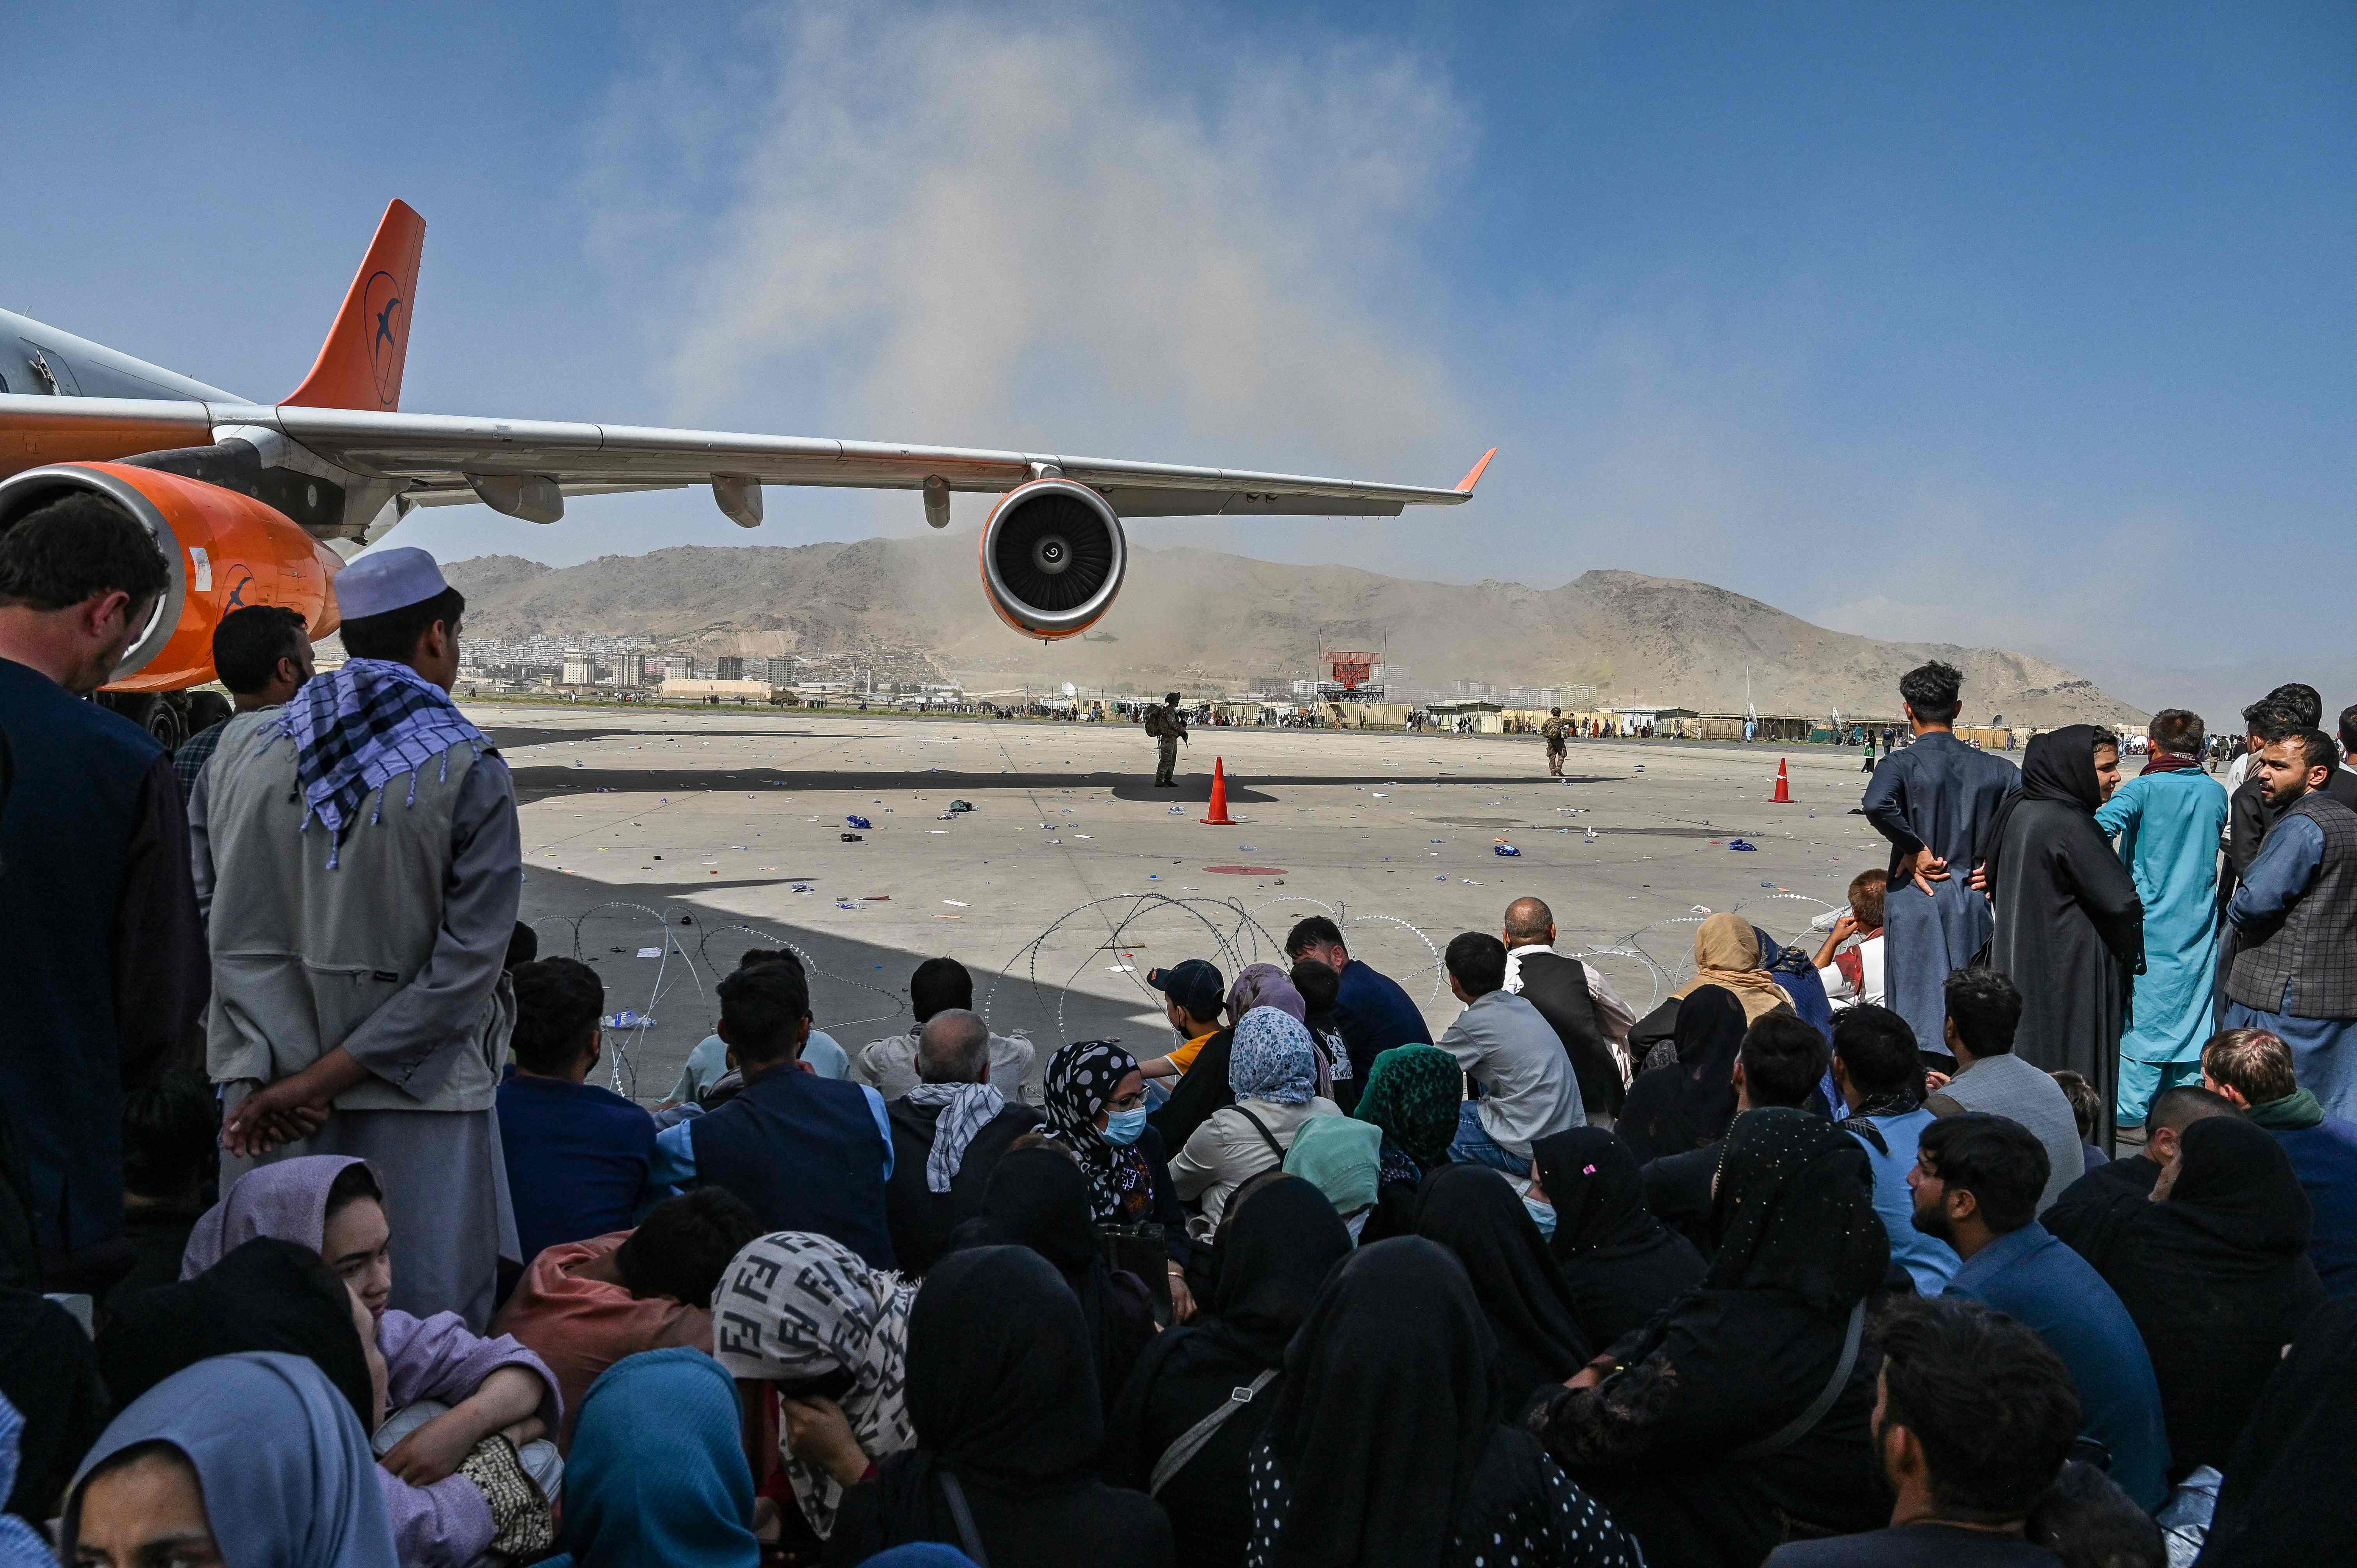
[1814,870,1889,1012]
[1440,932,1582,1176]
[853,956,1035,1104]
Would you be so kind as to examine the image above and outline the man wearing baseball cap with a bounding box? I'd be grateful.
[193,545,522,1328]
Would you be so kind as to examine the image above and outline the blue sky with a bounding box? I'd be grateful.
[10,2,2352,715]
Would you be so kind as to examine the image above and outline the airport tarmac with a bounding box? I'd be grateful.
[477,703,1902,1103]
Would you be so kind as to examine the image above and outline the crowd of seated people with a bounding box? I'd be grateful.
[2,544,2348,1568]
[14,893,2346,1568]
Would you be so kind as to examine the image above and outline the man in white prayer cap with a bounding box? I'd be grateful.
[190,546,523,1328]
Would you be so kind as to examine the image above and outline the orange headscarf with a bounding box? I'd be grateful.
[1668,913,1791,1023]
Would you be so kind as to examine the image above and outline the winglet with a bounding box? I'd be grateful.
[1455,447,1498,494]
[283,199,426,412]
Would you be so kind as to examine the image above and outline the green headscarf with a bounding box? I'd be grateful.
[1353,1044,1463,1172]
[1285,1115,1382,1216]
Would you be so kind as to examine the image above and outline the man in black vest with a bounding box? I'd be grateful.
[883,1008,1042,1275]
[650,962,897,1266]
[2224,728,2357,1121]
[1499,897,1623,1122]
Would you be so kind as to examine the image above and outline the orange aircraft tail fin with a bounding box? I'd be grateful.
[282,199,425,411]
[1455,447,1498,494]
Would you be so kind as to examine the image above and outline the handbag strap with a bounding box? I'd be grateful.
[937,1470,991,1568]
[1728,1299,1865,1462]
[1230,1104,1290,1164]
[1149,1369,1278,1496]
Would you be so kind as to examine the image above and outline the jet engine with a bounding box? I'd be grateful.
[0,461,343,691]
[978,478,1126,640]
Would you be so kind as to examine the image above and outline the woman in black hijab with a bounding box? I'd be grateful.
[1246,1238,1639,1568]
[1410,1165,1590,1417]
[1528,1129,1706,1349]
[1984,724,2145,1150]
[826,1245,1174,1568]
[2055,1114,2326,1478]
[1615,985,1747,1163]
[95,1236,377,1428]
[2196,1297,2357,1567]
[0,1290,109,1529]
[1525,1108,1890,1567]
[1106,1176,1350,1568]
[965,1146,1157,1422]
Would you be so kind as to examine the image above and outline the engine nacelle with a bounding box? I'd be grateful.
[978,478,1126,640]
[0,462,343,692]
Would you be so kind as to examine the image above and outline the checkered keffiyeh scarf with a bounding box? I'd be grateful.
[904,1081,1007,1193]
[276,658,488,867]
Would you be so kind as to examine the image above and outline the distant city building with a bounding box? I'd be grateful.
[717,656,745,680]
[659,677,770,701]
[1249,675,1294,697]
[615,652,646,688]
[765,656,797,686]
[561,650,594,686]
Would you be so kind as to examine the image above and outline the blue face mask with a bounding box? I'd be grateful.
[1523,1197,1558,1240]
[1103,1107,1148,1146]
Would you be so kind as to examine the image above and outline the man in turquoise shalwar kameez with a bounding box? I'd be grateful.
[2094,710,2230,1129]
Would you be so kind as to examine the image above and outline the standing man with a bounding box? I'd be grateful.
[196,547,522,1328]
[2222,728,2357,1120]
[173,604,315,802]
[1861,726,1877,773]
[0,491,207,1288]
[2094,708,2229,1132]
[1144,690,1187,787]
[1541,706,1572,779]
[1499,896,1624,1122]
[1861,661,2020,1059]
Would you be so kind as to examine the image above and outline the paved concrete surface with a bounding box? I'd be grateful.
[478,704,1902,1103]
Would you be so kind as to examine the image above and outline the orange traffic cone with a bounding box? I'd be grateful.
[1201,758,1237,825]
[1772,758,1792,803]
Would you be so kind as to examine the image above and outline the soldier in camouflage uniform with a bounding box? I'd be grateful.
[1541,706,1573,778]
[1145,691,1188,786]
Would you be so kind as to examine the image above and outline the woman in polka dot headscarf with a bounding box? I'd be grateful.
[1040,1040,1158,1224]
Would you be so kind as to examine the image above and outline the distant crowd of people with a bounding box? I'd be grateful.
[0,498,2353,1568]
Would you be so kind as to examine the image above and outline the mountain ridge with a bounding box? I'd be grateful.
[440,539,2142,725]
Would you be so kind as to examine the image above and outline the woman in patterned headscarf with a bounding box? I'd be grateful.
[1039,1040,1164,1227]
[1170,1008,1342,1229]
[709,1232,915,1544]
[1352,1042,1465,1242]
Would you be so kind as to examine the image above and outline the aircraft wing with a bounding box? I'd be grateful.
[265,405,1492,519]
[0,394,1491,523]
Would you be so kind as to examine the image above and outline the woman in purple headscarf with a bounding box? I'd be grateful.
[182,1155,563,1568]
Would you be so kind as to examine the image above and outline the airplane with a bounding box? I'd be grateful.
[0,200,1494,746]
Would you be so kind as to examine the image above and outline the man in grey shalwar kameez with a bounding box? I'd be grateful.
[191,547,520,1328]
[1861,662,2020,1061]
